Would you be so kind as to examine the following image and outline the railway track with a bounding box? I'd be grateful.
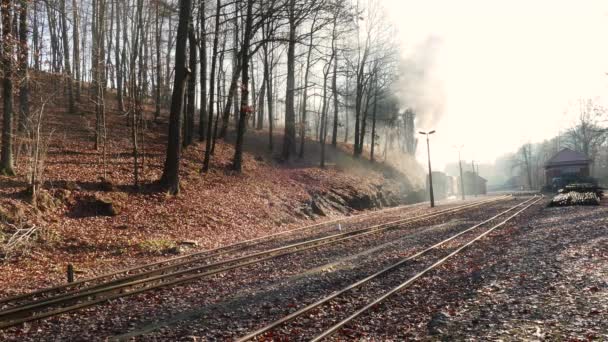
[0,196,462,309]
[237,195,543,341]
[0,198,431,307]
[0,196,509,330]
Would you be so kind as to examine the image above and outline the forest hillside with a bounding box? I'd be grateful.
[0,71,423,294]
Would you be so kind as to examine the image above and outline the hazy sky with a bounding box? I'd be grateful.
[382,0,608,169]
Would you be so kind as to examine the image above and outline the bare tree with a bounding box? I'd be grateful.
[183,21,197,148]
[198,0,208,141]
[25,96,54,207]
[565,99,607,165]
[18,0,29,133]
[232,0,255,172]
[160,0,192,194]
[92,0,107,151]
[60,0,75,113]
[319,48,335,168]
[282,0,327,161]
[1,0,16,175]
[72,0,81,101]
[512,143,534,190]
[116,0,124,112]
[298,13,319,158]
[202,0,221,173]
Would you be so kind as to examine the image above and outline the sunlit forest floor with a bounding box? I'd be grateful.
[0,73,421,295]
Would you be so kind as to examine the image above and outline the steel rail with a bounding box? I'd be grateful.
[235,195,537,342]
[0,196,505,319]
[311,196,543,341]
[0,197,452,306]
[0,197,509,329]
[1,197,505,315]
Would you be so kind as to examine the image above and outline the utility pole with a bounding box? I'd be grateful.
[454,144,465,201]
[458,150,465,200]
[419,130,436,208]
[476,164,481,195]
[471,160,477,197]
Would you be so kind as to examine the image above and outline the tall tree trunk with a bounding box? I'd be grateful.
[281,0,297,160]
[250,62,256,128]
[131,0,146,189]
[92,0,106,151]
[256,71,266,130]
[320,54,335,168]
[106,0,115,90]
[72,0,81,101]
[262,27,274,150]
[231,2,240,132]
[211,37,226,155]
[1,0,15,175]
[183,23,196,148]
[32,0,40,71]
[81,5,88,83]
[160,0,192,194]
[370,84,378,162]
[219,61,241,139]
[198,0,207,141]
[232,0,254,172]
[18,0,29,133]
[298,22,315,158]
[267,57,274,150]
[116,0,124,112]
[45,0,60,73]
[331,53,339,147]
[202,0,221,173]
[354,50,368,157]
[164,14,174,108]
[92,0,99,143]
[354,79,363,155]
[344,68,349,143]
[359,79,373,155]
[153,0,161,120]
[121,2,127,102]
[60,0,75,113]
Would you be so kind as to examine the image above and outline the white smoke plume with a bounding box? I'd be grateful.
[395,36,446,130]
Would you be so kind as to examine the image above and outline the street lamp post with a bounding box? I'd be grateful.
[419,130,436,208]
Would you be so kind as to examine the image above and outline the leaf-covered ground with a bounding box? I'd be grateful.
[0,77,422,298]
[0,197,514,341]
[2,192,605,340]
[317,200,608,341]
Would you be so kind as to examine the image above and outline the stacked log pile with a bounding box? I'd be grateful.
[550,183,603,207]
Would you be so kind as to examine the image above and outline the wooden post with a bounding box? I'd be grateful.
[67,264,74,283]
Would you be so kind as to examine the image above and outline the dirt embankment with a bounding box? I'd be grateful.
[304,180,420,217]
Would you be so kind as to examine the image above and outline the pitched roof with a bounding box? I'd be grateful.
[545,148,590,167]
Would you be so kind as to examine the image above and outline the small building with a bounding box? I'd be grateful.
[544,148,591,187]
[458,171,487,196]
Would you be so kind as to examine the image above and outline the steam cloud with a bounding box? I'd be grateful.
[395,36,446,129]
